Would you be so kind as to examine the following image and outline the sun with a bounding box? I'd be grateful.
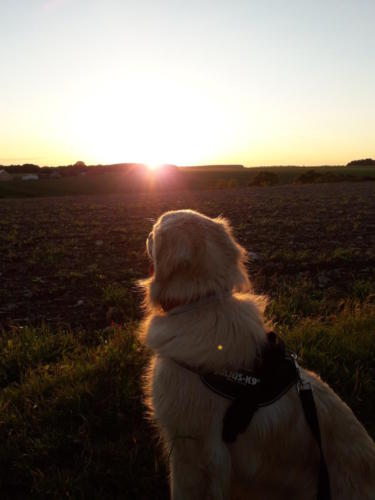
[147,163,161,171]
[64,72,233,167]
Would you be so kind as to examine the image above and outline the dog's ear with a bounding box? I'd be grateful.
[213,216,250,292]
[154,225,196,280]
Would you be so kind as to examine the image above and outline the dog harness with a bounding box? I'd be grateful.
[175,331,331,500]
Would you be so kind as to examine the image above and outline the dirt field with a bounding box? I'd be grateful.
[1,182,375,330]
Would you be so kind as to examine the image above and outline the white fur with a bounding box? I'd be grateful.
[139,209,375,500]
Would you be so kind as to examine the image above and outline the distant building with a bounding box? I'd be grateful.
[22,174,39,181]
[0,169,13,182]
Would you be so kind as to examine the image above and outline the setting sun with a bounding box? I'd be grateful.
[60,73,236,167]
[147,163,160,171]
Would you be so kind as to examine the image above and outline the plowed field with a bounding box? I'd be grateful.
[1,182,375,330]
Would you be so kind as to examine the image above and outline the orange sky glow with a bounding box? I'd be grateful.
[0,0,374,167]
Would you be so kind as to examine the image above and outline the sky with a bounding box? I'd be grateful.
[0,0,374,167]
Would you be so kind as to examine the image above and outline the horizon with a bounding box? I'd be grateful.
[1,0,374,166]
[0,160,359,169]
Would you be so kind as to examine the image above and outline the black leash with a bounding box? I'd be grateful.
[298,380,331,500]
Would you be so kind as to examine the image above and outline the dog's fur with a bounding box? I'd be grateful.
[139,209,375,500]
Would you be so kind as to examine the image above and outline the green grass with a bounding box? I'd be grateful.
[101,283,139,323]
[1,295,374,497]
[280,300,375,436]
[102,284,129,308]
[0,324,168,499]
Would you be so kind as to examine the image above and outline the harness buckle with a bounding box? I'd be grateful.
[291,353,312,393]
[297,379,312,393]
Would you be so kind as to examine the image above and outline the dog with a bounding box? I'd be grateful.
[139,209,375,499]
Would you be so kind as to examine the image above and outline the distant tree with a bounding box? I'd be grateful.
[74,161,86,168]
[347,158,375,167]
[294,170,322,184]
[58,161,88,177]
[182,165,244,172]
[22,163,40,172]
[4,164,40,173]
[250,171,279,186]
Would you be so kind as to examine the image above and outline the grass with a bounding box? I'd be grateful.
[0,323,168,499]
[280,300,375,436]
[101,283,139,323]
[102,284,129,308]
[0,295,374,498]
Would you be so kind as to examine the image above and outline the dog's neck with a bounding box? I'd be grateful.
[161,290,232,316]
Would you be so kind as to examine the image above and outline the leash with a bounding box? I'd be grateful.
[295,359,331,500]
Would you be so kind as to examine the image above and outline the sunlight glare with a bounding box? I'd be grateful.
[147,163,161,171]
[60,72,234,166]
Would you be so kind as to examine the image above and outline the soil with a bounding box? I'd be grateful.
[1,182,375,330]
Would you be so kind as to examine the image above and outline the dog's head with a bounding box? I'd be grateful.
[142,209,250,310]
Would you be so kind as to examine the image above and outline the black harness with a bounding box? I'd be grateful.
[176,332,331,500]
[201,332,299,441]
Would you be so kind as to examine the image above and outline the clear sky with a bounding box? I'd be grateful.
[1,0,374,167]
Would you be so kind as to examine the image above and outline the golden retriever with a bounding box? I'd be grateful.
[139,209,375,500]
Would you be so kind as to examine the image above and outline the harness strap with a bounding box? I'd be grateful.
[219,336,331,500]
[298,384,331,500]
[170,332,331,500]
[221,333,298,442]
[222,391,258,443]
